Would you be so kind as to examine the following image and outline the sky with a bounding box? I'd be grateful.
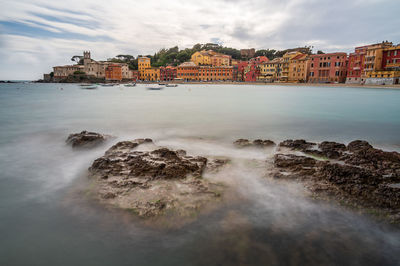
[0,0,399,80]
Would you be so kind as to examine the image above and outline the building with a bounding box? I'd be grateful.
[236,61,249,81]
[249,56,269,64]
[258,58,283,82]
[211,54,231,66]
[243,62,259,82]
[240,48,255,59]
[143,67,160,81]
[363,42,393,80]
[191,50,212,66]
[346,45,368,84]
[138,57,151,80]
[365,44,400,85]
[53,65,84,79]
[197,66,233,81]
[177,62,199,81]
[288,53,309,83]
[130,70,139,81]
[160,66,177,81]
[308,53,348,83]
[105,64,122,81]
[281,51,303,82]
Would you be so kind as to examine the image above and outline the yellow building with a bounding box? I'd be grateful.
[143,67,160,81]
[363,41,392,79]
[281,51,303,82]
[138,56,151,80]
[191,50,212,66]
[288,54,309,82]
[258,58,283,82]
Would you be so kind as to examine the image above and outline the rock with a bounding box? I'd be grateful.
[234,138,275,148]
[279,139,316,151]
[347,140,373,152]
[66,131,110,148]
[206,158,230,173]
[233,139,252,148]
[272,140,400,221]
[253,139,276,147]
[88,140,224,219]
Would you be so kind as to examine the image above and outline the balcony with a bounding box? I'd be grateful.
[353,67,361,70]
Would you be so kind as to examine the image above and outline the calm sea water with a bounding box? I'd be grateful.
[0,83,399,266]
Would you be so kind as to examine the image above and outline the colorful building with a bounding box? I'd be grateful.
[308,53,348,83]
[143,67,160,81]
[177,62,199,81]
[197,66,233,81]
[288,53,309,82]
[138,56,151,80]
[281,51,303,82]
[363,42,392,80]
[243,62,259,82]
[105,64,122,81]
[249,56,269,65]
[236,61,249,81]
[365,44,400,85]
[211,54,231,66]
[191,50,212,66]
[159,66,177,81]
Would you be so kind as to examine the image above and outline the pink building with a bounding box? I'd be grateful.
[308,53,348,83]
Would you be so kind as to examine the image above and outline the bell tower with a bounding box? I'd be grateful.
[83,51,91,65]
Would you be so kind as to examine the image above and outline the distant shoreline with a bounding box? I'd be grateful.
[2,80,400,89]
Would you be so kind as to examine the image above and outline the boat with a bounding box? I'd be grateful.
[80,85,98,89]
[79,83,93,87]
[124,83,136,87]
[165,84,178,87]
[158,83,166,85]
[101,83,115,87]
[146,85,164,90]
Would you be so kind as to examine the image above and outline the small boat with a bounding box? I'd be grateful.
[124,83,136,87]
[101,83,115,87]
[158,83,166,85]
[81,85,98,89]
[165,84,178,87]
[80,83,93,87]
[147,85,164,90]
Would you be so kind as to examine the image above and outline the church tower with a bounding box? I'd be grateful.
[83,51,91,65]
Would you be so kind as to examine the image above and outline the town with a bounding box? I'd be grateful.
[46,41,400,85]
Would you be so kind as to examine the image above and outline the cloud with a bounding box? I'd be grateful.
[0,0,399,79]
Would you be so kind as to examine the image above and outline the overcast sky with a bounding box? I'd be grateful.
[0,0,399,80]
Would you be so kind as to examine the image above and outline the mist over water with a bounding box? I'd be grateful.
[0,83,399,265]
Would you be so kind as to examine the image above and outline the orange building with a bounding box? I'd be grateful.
[177,62,199,81]
[105,64,122,81]
[211,54,231,66]
[288,53,309,82]
[138,56,151,80]
[198,66,233,81]
[143,67,160,81]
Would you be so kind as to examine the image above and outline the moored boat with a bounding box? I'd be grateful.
[166,84,178,87]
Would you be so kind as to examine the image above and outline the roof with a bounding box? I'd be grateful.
[178,61,197,67]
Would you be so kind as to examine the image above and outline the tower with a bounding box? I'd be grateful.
[83,51,91,65]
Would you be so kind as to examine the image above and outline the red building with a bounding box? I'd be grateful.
[382,45,400,70]
[308,53,348,83]
[346,46,367,84]
[236,61,248,81]
[105,64,122,81]
[160,66,177,81]
[250,56,269,64]
[244,62,260,82]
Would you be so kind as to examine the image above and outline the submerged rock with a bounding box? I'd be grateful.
[66,131,110,148]
[279,139,316,151]
[88,139,224,218]
[234,138,275,148]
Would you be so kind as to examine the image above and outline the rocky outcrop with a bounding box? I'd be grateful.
[234,138,275,148]
[66,131,110,148]
[273,139,400,222]
[88,139,224,218]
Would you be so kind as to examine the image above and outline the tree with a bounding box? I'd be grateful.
[71,55,83,64]
[317,50,325,54]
